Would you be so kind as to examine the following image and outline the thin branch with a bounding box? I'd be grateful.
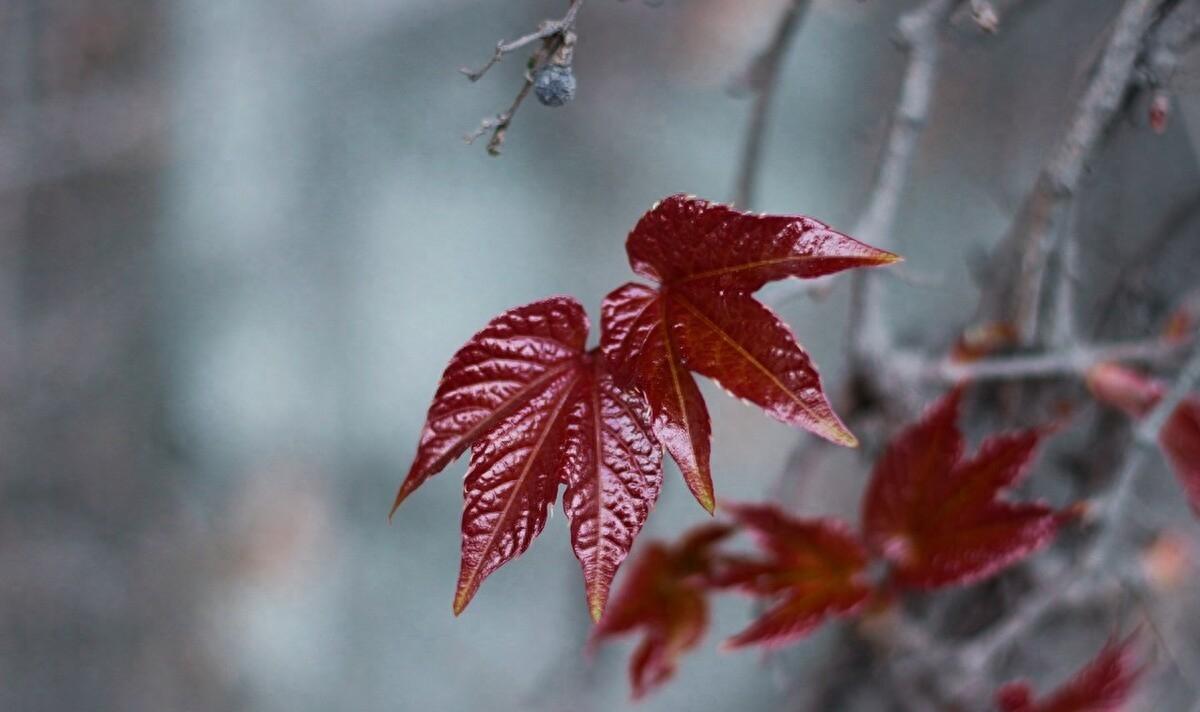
[848,0,962,362]
[460,1,583,82]
[731,0,813,210]
[980,0,1167,342]
[462,0,582,156]
[1143,0,1200,87]
[904,336,1184,383]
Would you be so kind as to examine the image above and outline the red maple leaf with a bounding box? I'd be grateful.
[717,503,873,650]
[1088,363,1200,516]
[601,195,899,512]
[861,388,1060,589]
[392,297,663,619]
[995,634,1142,712]
[591,524,733,699]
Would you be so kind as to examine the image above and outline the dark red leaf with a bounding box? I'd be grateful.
[592,524,733,699]
[625,194,899,292]
[561,353,664,621]
[861,389,1060,589]
[719,504,873,649]
[602,196,898,510]
[1088,363,1200,517]
[602,283,714,512]
[394,297,664,617]
[1162,398,1200,514]
[455,366,581,614]
[393,297,589,513]
[995,634,1142,712]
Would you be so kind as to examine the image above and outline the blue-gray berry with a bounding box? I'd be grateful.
[534,65,576,107]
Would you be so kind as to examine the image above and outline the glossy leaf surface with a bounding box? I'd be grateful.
[561,353,664,621]
[395,297,664,617]
[719,504,872,649]
[602,283,714,511]
[393,297,588,513]
[995,635,1141,712]
[861,389,1060,589]
[592,524,732,699]
[602,195,898,510]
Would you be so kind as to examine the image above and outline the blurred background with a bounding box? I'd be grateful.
[2,0,1198,710]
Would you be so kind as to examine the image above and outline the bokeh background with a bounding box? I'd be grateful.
[3,1,1198,710]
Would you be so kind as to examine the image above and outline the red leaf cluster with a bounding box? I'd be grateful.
[995,634,1142,712]
[1087,363,1200,516]
[392,196,897,619]
[597,388,1068,696]
[602,195,899,511]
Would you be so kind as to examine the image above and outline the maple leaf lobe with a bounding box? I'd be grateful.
[393,296,589,516]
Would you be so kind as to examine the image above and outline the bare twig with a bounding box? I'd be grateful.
[461,1,583,82]
[980,0,1167,342]
[462,0,582,156]
[847,0,963,364]
[902,335,1184,384]
[1143,0,1200,87]
[731,0,813,210]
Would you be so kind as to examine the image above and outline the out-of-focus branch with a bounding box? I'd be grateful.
[898,335,1185,383]
[979,0,1167,343]
[460,1,582,82]
[462,0,582,156]
[731,0,813,210]
[1143,0,1200,86]
[845,0,963,368]
[954,344,1200,682]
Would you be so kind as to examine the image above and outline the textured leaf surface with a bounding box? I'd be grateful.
[996,635,1141,712]
[393,297,588,513]
[561,353,664,621]
[455,369,580,614]
[719,504,872,649]
[601,195,897,509]
[602,283,714,511]
[1088,363,1200,516]
[861,389,1060,589]
[592,524,732,699]
[625,194,899,292]
[395,296,665,616]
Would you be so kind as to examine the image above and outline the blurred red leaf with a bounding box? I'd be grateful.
[1088,363,1200,516]
[592,524,734,699]
[393,297,663,618]
[718,503,873,649]
[995,634,1142,712]
[861,389,1060,588]
[602,195,899,511]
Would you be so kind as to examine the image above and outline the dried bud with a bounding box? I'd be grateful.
[1141,531,1192,591]
[1149,91,1170,135]
[973,1,999,33]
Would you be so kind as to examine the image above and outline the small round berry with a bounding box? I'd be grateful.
[534,65,576,107]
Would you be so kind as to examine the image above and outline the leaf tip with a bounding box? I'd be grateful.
[588,596,605,624]
[698,490,717,515]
